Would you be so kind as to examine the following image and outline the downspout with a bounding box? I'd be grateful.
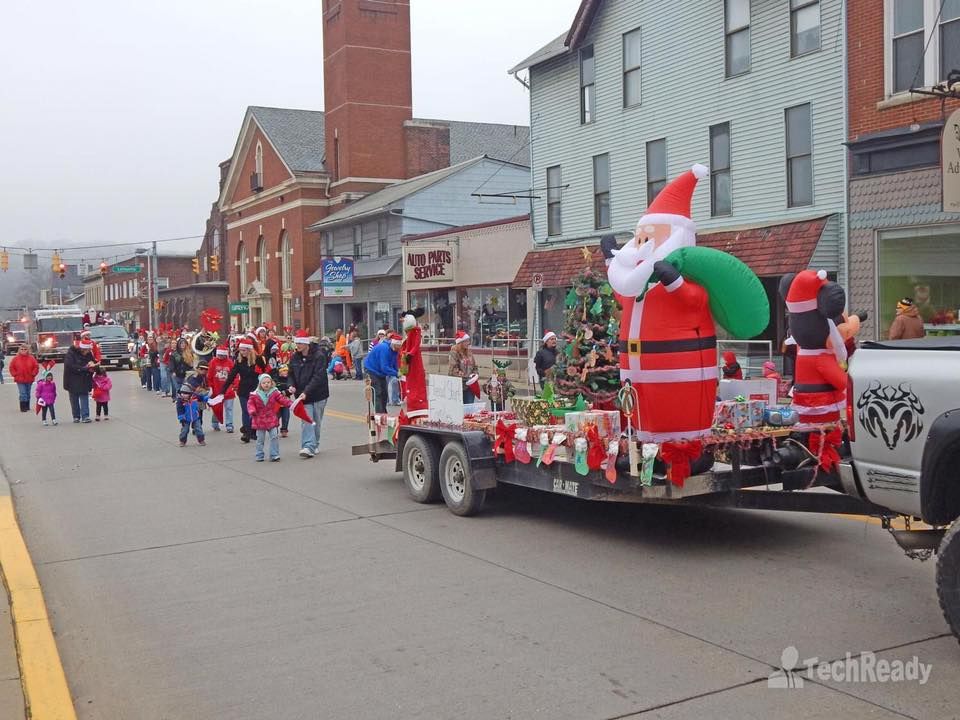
[841,0,851,303]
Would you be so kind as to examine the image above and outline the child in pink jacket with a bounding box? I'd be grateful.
[247,373,291,462]
[92,367,113,421]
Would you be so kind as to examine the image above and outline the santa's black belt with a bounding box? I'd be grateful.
[618,336,717,355]
[793,383,836,393]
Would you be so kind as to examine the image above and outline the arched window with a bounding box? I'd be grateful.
[238,242,247,290]
[280,231,292,290]
[257,236,267,284]
[255,141,263,179]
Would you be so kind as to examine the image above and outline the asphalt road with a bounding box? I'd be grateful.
[0,367,957,719]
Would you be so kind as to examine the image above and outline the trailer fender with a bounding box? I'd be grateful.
[921,409,960,526]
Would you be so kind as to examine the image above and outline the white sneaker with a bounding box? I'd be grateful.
[42,420,48,426]
[299,448,315,458]
[52,419,58,426]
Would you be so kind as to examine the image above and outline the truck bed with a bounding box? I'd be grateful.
[862,338,960,351]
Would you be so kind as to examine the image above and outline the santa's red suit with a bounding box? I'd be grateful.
[399,313,428,419]
[608,165,718,442]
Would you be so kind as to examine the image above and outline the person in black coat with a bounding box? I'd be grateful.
[63,342,96,423]
[534,331,559,389]
[288,334,330,458]
[221,341,267,443]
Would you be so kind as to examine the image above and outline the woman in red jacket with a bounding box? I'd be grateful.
[10,345,40,412]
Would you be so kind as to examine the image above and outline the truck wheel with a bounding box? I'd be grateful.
[936,521,960,644]
[439,442,486,517]
[401,435,441,503]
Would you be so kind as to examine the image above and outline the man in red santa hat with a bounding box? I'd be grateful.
[605,164,718,442]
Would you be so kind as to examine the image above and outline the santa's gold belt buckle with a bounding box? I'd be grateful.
[628,339,641,355]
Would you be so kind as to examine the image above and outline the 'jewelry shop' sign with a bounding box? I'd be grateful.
[321,257,354,298]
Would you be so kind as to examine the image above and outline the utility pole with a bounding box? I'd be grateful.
[152,241,159,328]
[146,245,155,331]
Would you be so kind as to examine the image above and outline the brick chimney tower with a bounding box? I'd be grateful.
[322,0,413,196]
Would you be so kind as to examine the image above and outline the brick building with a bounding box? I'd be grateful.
[847,0,960,339]
[218,0,529,335]
[102,253,194,332]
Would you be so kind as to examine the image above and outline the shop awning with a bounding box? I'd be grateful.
[697,216,831,276]
[513,245,608,288]
[513,217,832,288]
[306,257,401,284]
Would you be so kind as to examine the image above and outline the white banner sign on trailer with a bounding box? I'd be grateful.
[428,374,464,425]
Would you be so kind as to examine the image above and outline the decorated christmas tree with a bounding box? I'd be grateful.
[552,250,621,405]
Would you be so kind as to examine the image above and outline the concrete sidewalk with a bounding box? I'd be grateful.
[0,475,26,720]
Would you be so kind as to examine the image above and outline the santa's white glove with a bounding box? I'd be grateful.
[608,239,657,298]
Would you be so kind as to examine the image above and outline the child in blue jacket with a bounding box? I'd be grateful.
[176,383,207,447]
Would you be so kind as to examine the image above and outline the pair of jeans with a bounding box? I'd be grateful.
[179,418,204,443]
[16,382,32,404]
[300,399,327,453]
[41,405,56,421]
[388,377,400,405]
[96,401,108,417]
[69,392,90,420]
[239,394,251,436]
[255,427,280,460]
[354,357,365,380]
[160,365,170,395]
[367,372,389,414]
[173,375,186,398]
[211,396,235,431]
[279,407,290,433]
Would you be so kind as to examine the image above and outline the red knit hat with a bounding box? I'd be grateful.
[785,269,828,313]
[639,164,709,230]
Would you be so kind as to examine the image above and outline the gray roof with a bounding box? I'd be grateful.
[508,32,569,74]
[444,121,530,165]
[249,106,326,173]
[308,156,490,232]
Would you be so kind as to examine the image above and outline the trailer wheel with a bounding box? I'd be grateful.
[401,435,441,503]
[439,442,486,516]
[936,521,960,644]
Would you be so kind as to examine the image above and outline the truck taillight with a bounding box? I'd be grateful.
[846,374,855,442]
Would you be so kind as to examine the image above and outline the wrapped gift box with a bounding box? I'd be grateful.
[715,399,766,429]
[511,396,551,426]
[564,410,622,439]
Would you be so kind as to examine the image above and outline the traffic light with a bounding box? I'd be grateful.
[58,263,66,279]
[0,250,8,272]
[209,255,219,273]
[99,261,108,276]
[192,257,200,274]
[51,252,61,272]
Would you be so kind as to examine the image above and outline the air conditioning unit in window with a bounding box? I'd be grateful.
[250,172,263,192]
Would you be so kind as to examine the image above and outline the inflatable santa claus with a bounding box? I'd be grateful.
[605,164,769,442]
[398,308,428,419]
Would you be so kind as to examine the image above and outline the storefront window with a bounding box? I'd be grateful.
[407,289,458,343]
[373,302,392,334]
[508,289,528,342]
[878,227,960,336]
[323,304,344,336]
[539,287,569,342]
[458,286,508,347]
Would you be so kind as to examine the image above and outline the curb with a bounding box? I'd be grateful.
[0,466,77,720]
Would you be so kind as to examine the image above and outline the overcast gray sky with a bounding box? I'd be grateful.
[0,0,580,259]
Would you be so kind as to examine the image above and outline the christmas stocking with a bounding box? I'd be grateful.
[513,428,531,464]
[586,426,605,471]
[534,432,550,467]
[573,437,589,476]
[542,433,566,466]
[604,441,619,484]
[640,443,659,487]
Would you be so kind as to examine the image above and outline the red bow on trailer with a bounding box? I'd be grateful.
[659,440,704,488]
[199,309,223,334]
[807,428,843,472]
[494,420,515,463]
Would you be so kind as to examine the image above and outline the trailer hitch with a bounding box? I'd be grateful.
[882,515,945,561]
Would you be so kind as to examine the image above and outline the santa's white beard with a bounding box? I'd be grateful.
[607,225,695,297]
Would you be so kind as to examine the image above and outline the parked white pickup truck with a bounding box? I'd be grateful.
[842,337,960,642]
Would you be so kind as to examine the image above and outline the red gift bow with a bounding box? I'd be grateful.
[585,424,605,471]
[494,420,515,463]
[807,428,842,472]
[659,440,704,488]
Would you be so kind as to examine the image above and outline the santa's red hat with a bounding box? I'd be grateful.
[215,345,229,357]
[237,340,254,352]
[542,331,557,343]
[388,333,403,347]
[454,330,470,345]
[639,163,708,230]
[293,330,312,345]
[466,373,482,398]
[785,269,828,313]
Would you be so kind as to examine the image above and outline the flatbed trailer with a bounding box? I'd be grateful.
[353,422,892,519]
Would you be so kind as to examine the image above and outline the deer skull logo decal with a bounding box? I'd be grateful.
[856,382,925,451]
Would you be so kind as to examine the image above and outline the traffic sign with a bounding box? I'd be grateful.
[532,272,545,291]
[229,302,249,314]
[112,265,141,273]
